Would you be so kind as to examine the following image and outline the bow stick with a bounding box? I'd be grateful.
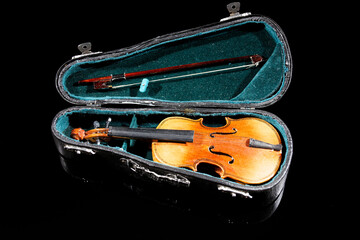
[77,54,264,90]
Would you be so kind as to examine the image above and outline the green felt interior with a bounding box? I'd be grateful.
[62,21,286,103]
[55,108,289,186]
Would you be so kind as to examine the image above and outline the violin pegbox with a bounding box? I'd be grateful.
[84,128,110,144]
[70,118,112,144]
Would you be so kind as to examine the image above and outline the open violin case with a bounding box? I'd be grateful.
[51,2,293,223]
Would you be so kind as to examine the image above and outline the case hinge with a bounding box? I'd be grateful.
[220,2,251,22]
[86,101,102,107]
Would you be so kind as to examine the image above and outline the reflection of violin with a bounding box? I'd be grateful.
[71,117,282,184]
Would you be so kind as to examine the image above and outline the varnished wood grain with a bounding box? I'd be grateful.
[152,117,282,184]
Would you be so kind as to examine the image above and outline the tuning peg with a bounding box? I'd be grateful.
[93,121,100,129]
[105,117,112,128]
[92,121,101,145]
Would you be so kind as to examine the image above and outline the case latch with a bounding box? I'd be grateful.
[64,144,96,155]
[217,185,253,198]
[72,42,102,59]
[220,2,251,22]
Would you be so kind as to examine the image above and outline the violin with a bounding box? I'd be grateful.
[71,116,282,184]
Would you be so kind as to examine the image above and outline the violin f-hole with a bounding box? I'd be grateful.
[209,128,237,138]
[208,145,235,164]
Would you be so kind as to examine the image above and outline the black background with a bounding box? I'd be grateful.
[3,0,349,238]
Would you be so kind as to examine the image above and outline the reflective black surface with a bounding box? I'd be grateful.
[4,1,346,237]
[58,154,283,224]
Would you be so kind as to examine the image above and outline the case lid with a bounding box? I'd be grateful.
[55,6,292,109]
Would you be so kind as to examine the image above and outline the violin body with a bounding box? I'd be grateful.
[152,117,282,184]
[71,116,282,184]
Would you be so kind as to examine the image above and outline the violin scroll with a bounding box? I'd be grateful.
[71,128,110,143]
[71,128,86,140]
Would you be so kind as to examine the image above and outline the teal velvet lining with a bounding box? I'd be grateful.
[55,108,289,186]
[62,21,286,104]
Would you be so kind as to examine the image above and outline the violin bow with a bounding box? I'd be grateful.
[77,54,264,90]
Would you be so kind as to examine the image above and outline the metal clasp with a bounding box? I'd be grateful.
[122,158,190,187]
[217,185,253,198]
[64,144,96,155]
[72,42,102,59]
[220,2,252,22]
[227,2,241,16]
[78,42,92,54]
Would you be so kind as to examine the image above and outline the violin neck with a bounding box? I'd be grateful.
[108,126,194,143]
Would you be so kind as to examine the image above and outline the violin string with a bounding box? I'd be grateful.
[86,130,281,149]
[193,132,281,147]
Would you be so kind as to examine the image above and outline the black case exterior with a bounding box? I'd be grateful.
[51,8,293,223]
[52,108,292,223]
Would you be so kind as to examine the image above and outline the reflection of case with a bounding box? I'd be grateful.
[59,154,284,224]
[51,2,293,223]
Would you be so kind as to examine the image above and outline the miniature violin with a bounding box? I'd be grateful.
[71,116,282,184]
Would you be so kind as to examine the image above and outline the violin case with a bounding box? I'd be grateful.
[51,2,293,223]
